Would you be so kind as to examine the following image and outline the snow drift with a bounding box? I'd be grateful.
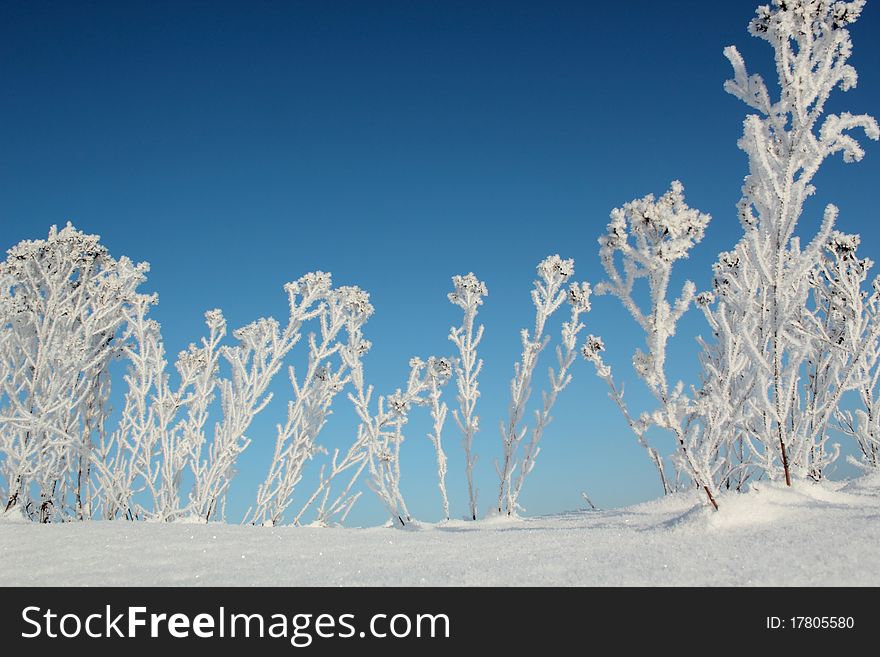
[2,476,878,586]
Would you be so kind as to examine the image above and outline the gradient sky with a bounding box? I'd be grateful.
[2,0,879,525]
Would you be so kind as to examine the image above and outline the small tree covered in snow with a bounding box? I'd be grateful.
[448,273,487,520]
[710,0,878,485]
[0,224,151,522]
[587,1,879,506]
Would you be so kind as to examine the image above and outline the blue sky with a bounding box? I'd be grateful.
[2,0,879,525]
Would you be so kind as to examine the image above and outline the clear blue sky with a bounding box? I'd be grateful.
[2,0,879,525]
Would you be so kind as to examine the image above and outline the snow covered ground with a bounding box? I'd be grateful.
[2,476,879,586]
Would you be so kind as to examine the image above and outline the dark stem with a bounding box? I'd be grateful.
[703,486,719,511]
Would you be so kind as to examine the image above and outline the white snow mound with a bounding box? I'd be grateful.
[1,476,878,586]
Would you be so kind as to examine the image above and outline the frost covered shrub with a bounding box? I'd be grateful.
[0,224,151,521]
[587,0,880,507]
[0,224,376,523]
[700,0,878,485]
[713,0,878,486]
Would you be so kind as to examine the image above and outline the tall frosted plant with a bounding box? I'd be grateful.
[585,182,718,508]
[448,273,487,520]
[497,255,591,516]
[711,0,878,484]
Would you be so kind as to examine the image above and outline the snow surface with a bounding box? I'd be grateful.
[2,476,879,586]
